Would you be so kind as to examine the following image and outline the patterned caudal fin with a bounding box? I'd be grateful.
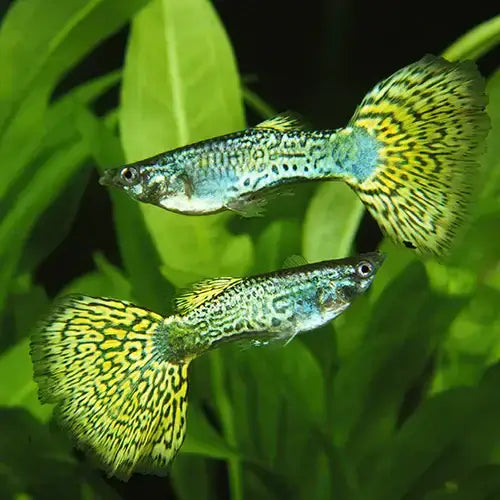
[347,55,490,256]
[30,295,189,479]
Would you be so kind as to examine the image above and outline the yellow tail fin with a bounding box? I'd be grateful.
[347,55,490,256]
[30,295,189,479]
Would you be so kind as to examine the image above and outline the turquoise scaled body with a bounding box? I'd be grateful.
[157,252,384,359]
[100,124,379,216]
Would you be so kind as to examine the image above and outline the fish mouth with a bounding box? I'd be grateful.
[98,170,114,187]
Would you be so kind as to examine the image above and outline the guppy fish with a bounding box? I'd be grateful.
[100,55,489,256]
[30,252,383,478]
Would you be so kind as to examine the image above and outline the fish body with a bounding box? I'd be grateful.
[163,251,383,358]
[101,126,376,217]
[30,252,383,478]
[100,55,490,255]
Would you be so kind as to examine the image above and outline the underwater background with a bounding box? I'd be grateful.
[0,0,498,498]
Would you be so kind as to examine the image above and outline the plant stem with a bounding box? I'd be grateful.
[242,87,277,119]
[443,15,500,61]
[210,350,243,500]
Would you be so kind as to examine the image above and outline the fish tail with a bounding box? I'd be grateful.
[345,55,490,256]
[30,294,190,479]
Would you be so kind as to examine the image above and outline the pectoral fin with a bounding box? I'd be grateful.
[226,187,294,218]
[226,194,268,217]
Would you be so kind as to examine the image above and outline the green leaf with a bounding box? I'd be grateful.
[0,0,150,200]
[252,218,302,274]
[0,408,118,499]
[362,364,500,500]
[74,104,175,312]
[0,86,49,202]
[0,141,88,312]
[476,70,500,211]
[242,87,277,119]
[303,183,364,261]
[431,285,500,392]
[424,465,500,500]
[8,279,49,343]
[170,455,216,500]
[222,340,325,489]
[4,72,122,277]
[0,339,51,422]
[331,263,467,468]
[442,15,500,61]
[120,0,253,286]
[41,69,122,153]
[210,349,244,500]
[18,170,90,275]
[60,253,132,300]
[181,402,238,461]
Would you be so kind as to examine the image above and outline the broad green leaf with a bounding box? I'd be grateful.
[8,278,49,344]
[303,183,364,261]
[41,70,122,153]
[407,408,500,499]
[252,218,302,274]
[331,239,413,361]
[0,86,49,202]
[0,339,51,422]
[431,285,500,392]
[60,253,132,300]
[3,71,121,277]
[223,340,325,489]
[300,324,338,394]
[170,455,216,500]
[423,465,500,500]
[362,364,500,500]
[157,213,253,287]
[331,263,466,464]
[181,403,238,461]
[0,0,150,199]
[442,15,500,61]
[0,141,88,312]
[242,465,292,500]
[74,104,174,312]
[297,450,332,500]
[0,408,118,499]
[120,0,253,285]
[18,169,90,275]
[476,70,500,211]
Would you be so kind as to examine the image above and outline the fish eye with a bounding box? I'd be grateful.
[120,167,139,185]
[356,261,374,278]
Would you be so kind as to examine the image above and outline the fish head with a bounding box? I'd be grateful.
[318,252,385,310]
[99,155,190,206]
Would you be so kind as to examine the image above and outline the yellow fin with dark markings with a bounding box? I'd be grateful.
[346,54,490,256]
[255,112,306,132]
[175,277,242,314]
[30,295,189,479]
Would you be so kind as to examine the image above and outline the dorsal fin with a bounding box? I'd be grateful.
[254,112,307,132]
[282,254,309,269]
[175,277,242,314]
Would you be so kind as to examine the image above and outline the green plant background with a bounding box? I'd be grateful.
[0,1,498,499]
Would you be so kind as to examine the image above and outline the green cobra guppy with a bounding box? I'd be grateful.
[30,252,383,479]
[100,55,489,256]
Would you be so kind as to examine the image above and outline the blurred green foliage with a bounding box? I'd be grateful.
[0,0,498,498]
